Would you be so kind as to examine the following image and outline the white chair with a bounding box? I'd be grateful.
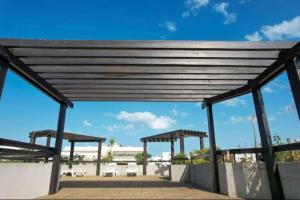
[103,163,117,176]
[126,163,138,176]
[61,169,76,177]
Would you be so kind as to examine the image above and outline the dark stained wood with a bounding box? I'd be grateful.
[49,104,67,194]
[31,65,266,74]
[65,94,212,99]
[143,141,147,176]
[70,98,203,102]
[286,58,300,120]
[21,57,275,66]
[0,45,73,107]
[10,48,280,58]
[0,39,294,49]
[47,79,247,85]
[141,130,207,142]
[45,135,51,163]
[96,141,102,176]
[68,141,75,169]
[200,137,204,150]
[170,140,174,160]
[0,63,8,98]
[179,134,185,154]
[252,88,284,199]
[207,103,220,193]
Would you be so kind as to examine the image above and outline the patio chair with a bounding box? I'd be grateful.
[103,163,118,176]
[126,163,138,176]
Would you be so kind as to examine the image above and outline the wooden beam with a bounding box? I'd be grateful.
[0,39,294,49]
[68,141,75,169]
[45,135,51,163]
[65,94,212,99]
[49,104,67,194]
[31,65,266,74]
[0,62,8,98]
[200,137,204,150]
[286,58,300,120]
[70,98,203,102]
[22,57,275,66]
[207,103,220,193]
[0,45,73,108]
[179,134,185,154]
[252,88,284,199]
[143,141,147,176]
[96,141,102,176]
[10,48,280,58]
[170,140,174,160]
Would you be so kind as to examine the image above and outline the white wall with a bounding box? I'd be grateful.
[0,163,52,199]
[189,162,300,199]
[170,165,189,182]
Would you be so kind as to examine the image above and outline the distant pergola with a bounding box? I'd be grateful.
[0,39,299,199]
[29,130,106,175]
[141,129,207,175]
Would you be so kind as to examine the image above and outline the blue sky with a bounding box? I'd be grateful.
[0,0,299,156]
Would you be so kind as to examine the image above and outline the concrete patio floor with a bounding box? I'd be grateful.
[41,176,235,199]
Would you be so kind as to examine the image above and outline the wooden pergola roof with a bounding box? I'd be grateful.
[0,39,299,107]
[30,130,106,142]
[141,129,207,142]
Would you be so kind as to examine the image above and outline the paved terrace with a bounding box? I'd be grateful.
[41,176,234,200]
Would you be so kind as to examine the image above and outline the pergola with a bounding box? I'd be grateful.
[0,39,299,199]
[29,130,106,173]
[141,129,207,175]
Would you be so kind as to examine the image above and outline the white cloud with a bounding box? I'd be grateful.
[263,86,274,93]
[229,116,248,123]
[245,31,262,41]
[261,16,300,40]
[221,97,246,107]
[245,16,300,41]
[83,120,93,127]
[159,21,177,32]
[171,107,179,116]
[195,102,202,107]
[117,111,176,130]
[213,2,237,24]
[182,0,209,18]
[105,124,135,133]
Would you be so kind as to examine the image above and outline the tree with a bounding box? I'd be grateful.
[103,150,114,162]
[108,138,116,147]
[134,152,151,163]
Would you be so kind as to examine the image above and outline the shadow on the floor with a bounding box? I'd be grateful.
[59,180,195,189]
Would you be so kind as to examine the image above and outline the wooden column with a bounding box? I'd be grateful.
[207,103,220,193]
[45,135,51,163]
[68,141,75,169]
[170,140,174,160]
[0,63,8,98]
[143,141,147,175]
[286,58,300,120]
[29,132,36,144]
[252,88,284,199]
[200,136,204,150]
[179,135,185,154]
[49,104,67,194]
[96,141,102,176]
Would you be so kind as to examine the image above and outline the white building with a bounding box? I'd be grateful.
[62,143,143,161]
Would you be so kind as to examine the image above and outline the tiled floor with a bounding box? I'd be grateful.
[41,176,235,199]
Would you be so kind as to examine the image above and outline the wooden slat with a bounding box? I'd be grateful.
[47,79,247,85]
[59,89,226,94]
[0,39,295,49]
[65,94,212,98]
[10,48,280,58]
[40,73,257,80]
[54,84,240,90]
[30,65,266,74]
[70,98,204,102]
[21,57,275,66]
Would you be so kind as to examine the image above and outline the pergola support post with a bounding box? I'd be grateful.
[200,136,204,150]
[96,141,102,176]
[170,140,174,160]
[0,63,8,98]
[286,57,300,120]
[143,141,147,175]
[68,141,75,169]
[49,104,67,194]
[45,135,51,163]
[179,135,185,154]
[252,88,284,199]
[207,103,220,193]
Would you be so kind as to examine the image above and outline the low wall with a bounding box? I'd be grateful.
[170,165,189,182]
[0,163,52,199]
[61,163,170,176]
[189,162,300,199]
